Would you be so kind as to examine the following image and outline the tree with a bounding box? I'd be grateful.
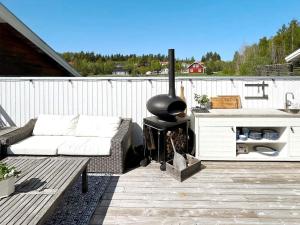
[222,61,236,75]
[175,61,183,73]
[201,52,221,62]
[205,67,213,75]
[258,37,269,57]
[221,19,300,75]
[150,60,161,71]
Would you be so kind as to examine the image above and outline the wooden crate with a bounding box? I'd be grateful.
[211,95,241,109]
[166,154,201,182]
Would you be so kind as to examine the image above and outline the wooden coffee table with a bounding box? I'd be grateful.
[0,156,89,225]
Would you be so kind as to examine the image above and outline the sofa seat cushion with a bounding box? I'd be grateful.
[7,136,72,155]
[57,137,111,156]
[33,114,79,136]
[75,115,121,138]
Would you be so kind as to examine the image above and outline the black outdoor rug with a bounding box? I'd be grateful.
[44,174,112,225]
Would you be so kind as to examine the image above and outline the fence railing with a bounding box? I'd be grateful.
[1,76,300,133]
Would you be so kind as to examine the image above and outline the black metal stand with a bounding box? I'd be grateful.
[143,116,189,171]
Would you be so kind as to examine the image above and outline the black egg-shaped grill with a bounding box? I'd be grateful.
[146,49,186,121]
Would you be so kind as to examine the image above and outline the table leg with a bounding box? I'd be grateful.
[82,168,88,193]
[186,123,189,153]
[157,131,160,162]
[0,145,7,160]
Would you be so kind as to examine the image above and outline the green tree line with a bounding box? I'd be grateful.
[60,52,194,76]
[61,19,300,76]
[222,19,300,75]
[199,20,300,75]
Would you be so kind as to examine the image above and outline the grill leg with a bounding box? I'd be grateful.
[82,168,88,193]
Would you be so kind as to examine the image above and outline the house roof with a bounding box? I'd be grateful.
[285,48,300,63]
[187,62,206,69]
[0,3,81,77]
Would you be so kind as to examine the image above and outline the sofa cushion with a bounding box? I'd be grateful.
[75,115,121,138]
[33,114,79,136]
[57,137,111,156]
[7,136,72,155]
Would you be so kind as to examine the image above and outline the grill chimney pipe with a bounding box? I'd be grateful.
[168,49,175,97]
[146,49,187,121]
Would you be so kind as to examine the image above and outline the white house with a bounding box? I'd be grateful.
[285,48,300,63]
[160,68,169,75]
[112,68,130,76]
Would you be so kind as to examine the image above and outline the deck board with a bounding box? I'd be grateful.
[90,161,300,225]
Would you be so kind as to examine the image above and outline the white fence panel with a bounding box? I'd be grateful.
[1,77,300,135]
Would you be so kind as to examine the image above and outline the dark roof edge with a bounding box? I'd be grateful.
[0,3,81,77]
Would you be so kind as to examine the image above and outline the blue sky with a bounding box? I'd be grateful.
[1,0,300,60]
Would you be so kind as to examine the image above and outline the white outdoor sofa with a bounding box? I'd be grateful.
[0,115,132,173]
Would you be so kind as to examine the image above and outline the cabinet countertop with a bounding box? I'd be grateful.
[192,108,300,118]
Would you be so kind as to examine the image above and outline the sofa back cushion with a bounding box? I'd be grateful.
[33,114,79,136]
[75,115,121,138]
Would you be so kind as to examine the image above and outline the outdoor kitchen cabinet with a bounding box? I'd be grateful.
[192,109,300,161]
[197,126,235,158]
[289,126,300,157]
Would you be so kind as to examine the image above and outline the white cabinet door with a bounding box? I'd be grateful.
[198,126,236,158]
[289,126,300,157]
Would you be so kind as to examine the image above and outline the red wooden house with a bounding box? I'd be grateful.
[187,62,206,74]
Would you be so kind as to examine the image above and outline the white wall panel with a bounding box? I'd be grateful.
[1,77,300,136]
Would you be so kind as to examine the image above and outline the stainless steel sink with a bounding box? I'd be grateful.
[278,109,300,114]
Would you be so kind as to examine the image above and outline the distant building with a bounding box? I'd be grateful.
[285,48,300,75]
[112,68,130,76]
[255,48,300,76]
[160,61,168,66]
[0,3,80,77]
[145,70,161,76]
[160,67,169,75]
[181,62,190,73]
[285,48,300,65]
[187,62,206,74]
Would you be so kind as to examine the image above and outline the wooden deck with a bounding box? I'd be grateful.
[90,161,300,225]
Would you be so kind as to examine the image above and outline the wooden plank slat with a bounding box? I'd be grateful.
[99,199,300,210]
[94,206,300,219]
[28,158,89,225]
[110,174,300,184]
[15,195,49,225]
[17,159,59,193]
[4,195,42,225]
[51,160,84,188]
[0,195,21,217]
[108,181,300,189]
[0,156,89,225]
[15,159,53,187]
[28,159,66,191]
[0,194,36,224]
[102,192,300,203]
[89,161,300,225]
[91,214,300,225]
